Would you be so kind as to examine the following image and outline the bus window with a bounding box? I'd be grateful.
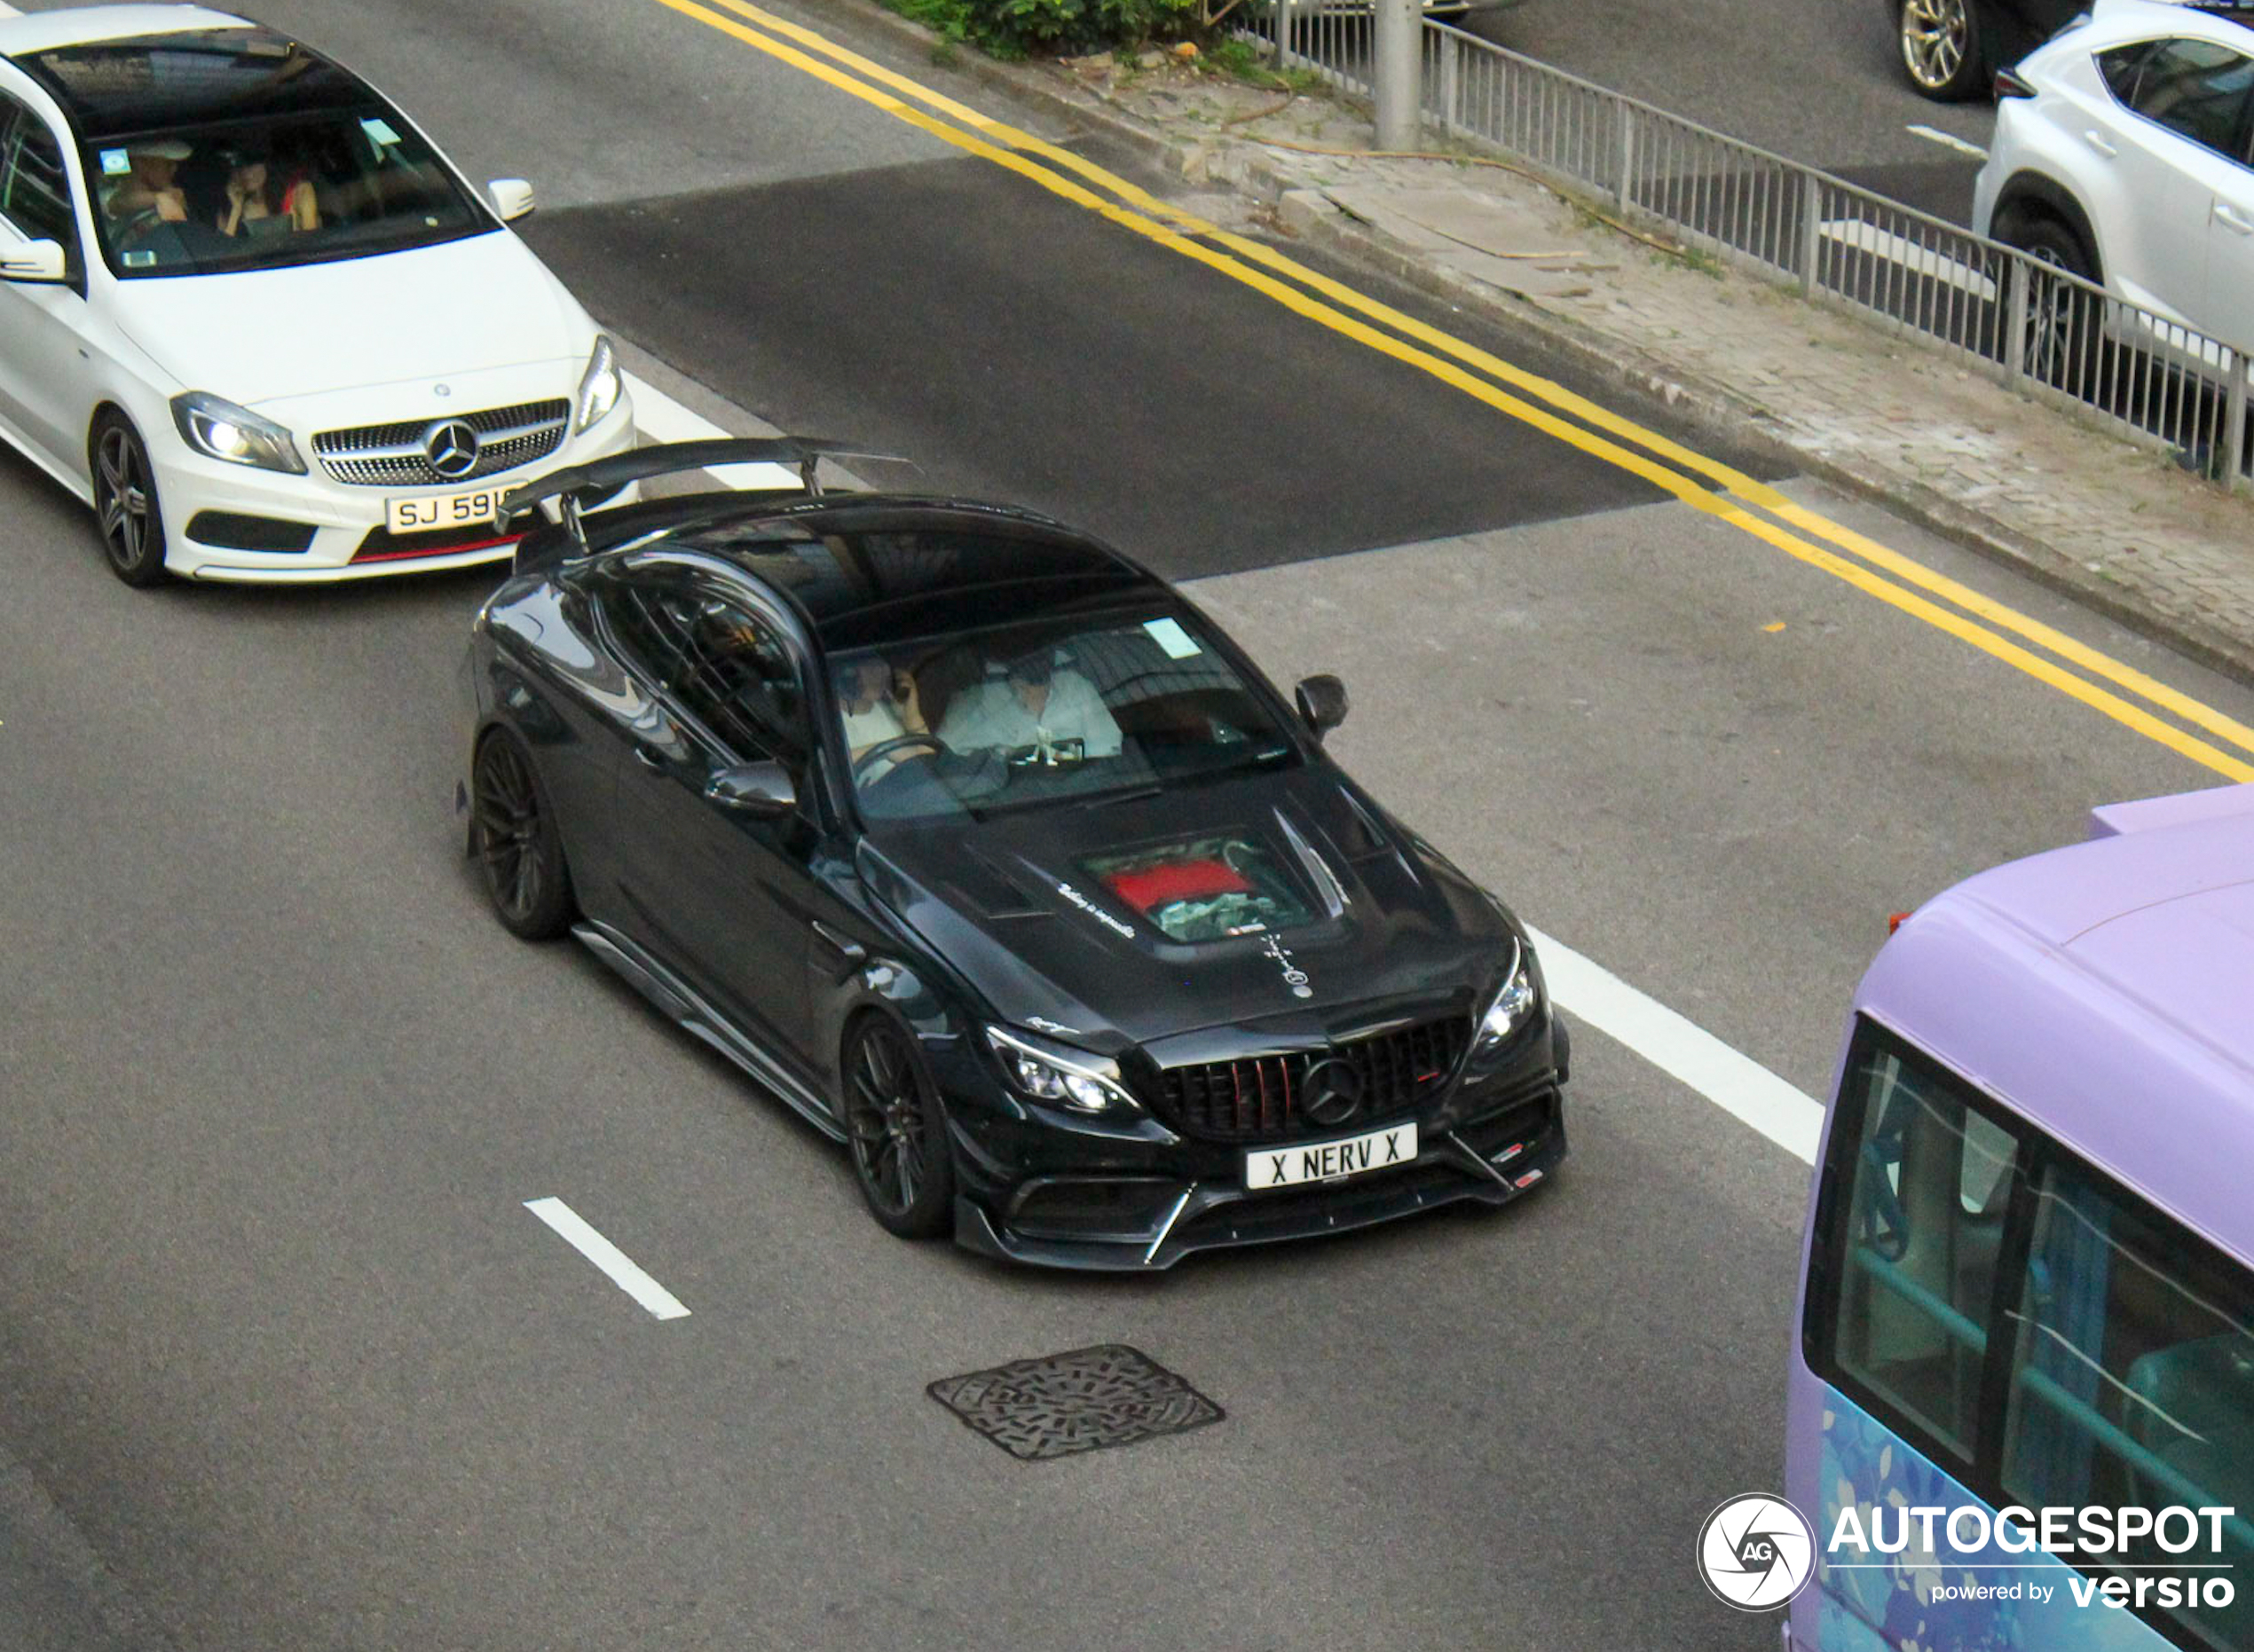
[1999,1160,2254,1651]
[1824,1031,2024,1464]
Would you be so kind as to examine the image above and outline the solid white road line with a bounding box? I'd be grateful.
[624,372,802,490]
[1905,124,1990,161]
[1525,926,1824,1164]
[524,1197,692,1319]
[1817,220,1998,301]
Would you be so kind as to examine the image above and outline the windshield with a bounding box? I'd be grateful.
[80,108,487,278]
[834,605,1300,822]
[28,32,490,279]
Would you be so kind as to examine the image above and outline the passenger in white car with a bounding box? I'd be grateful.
[215,146,319,238]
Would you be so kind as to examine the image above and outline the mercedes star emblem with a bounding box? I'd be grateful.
[1299,1057,1365,1128]
[422,418,481,480]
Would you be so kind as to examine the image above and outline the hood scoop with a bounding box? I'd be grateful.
[1273,807,1351,919]
[959,844,1052,922]
[1335,792,1393,860]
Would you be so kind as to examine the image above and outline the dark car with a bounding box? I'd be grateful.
[1889,0,2086,99]
[459,442,1568,1270]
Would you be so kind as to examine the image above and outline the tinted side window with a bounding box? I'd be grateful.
[601,571,805,762]
[2000,1163,2254,1651]
[2100,43,2158,105]
[2125,39,2254,160]
[1818,1027,2026,1464]
[0,97,79,264]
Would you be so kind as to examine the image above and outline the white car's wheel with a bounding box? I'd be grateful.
[1898,0,1987,101]
[89,412,170,587]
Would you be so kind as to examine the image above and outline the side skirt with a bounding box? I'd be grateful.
[571,918,847,1143]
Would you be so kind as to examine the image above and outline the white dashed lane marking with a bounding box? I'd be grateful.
[524,1198,691,1320]
[1905,123,1989,160]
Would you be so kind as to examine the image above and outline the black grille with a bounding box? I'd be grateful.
[311,398,570,487]
[1154,1017,1470,1143]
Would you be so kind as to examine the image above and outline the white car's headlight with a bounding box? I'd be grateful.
[169,391,305,475]
[986,1025,1140,1117]
[574,335,621,433]
[1473,940,1541,1056]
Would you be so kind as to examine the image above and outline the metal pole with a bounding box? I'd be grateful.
[2002,255,2029,389]
[1438,28,1460,137]
[1797,170,1821,298]
[2226,350,2250,491]
[1374,0,1420,153]
[1615,104,1635,212]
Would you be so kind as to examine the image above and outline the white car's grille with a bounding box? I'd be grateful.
[311,399,571,487]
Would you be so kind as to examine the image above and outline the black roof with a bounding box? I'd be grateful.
[590,495,1162,647]
[13,28,373,143]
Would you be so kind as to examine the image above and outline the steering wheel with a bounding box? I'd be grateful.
[852,732,947,783]
[113,207,166,247]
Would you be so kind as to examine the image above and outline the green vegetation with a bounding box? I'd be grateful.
[1200,35,1323,92]
[881,0,1196,59]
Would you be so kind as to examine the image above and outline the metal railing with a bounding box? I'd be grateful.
[1246,10,2251,487]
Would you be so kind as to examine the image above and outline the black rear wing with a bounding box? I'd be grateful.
[498,437,906,552]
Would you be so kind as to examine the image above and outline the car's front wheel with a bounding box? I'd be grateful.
[841,1014,957,1239]
[1998,209,2101,389]
[1897,0,1987,101]
[470,728,577,940]
[89,411,169,586]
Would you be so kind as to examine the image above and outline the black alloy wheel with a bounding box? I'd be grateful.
[1897,0,1987,101]
[471,730,576,940]
[90,413,169,586]
[842,1015,956,1239]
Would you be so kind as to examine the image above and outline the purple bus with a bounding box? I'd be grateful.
[1786,783,2254,1652]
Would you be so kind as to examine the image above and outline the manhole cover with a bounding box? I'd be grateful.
[926,1343,1224,1461]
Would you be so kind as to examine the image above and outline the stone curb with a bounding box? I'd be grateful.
[802,0,2254,690]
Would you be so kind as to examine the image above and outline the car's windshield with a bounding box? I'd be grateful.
[834,605,1301,822]
[28,33,487,278]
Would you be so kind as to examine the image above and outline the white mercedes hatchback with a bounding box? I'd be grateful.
[0,5,634,586]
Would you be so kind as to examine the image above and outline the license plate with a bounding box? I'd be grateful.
[1244,1122,1417,1191]
[386,487,504,535]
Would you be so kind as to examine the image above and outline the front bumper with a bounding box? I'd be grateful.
[945,1024,1569,1270]
[152,394,635,583]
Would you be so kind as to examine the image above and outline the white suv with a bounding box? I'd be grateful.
[1973,0,2254,352]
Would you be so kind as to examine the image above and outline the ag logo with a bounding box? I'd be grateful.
[1696,1493,1815,1611]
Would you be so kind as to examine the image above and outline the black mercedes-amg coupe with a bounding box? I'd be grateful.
[459,441,1568,1270]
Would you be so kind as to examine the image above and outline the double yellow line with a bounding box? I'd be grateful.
[648,0,2254,783]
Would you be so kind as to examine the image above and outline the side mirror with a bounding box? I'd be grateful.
[1,238,68,285]
[486,178,536,223]
[1294,673,1350,740]
[705,759,796,818]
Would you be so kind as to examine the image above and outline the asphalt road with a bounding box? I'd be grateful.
[4,1,2253,1649]
[1462,0,1995,222]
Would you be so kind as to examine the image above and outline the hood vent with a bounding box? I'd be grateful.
[961,844,1052,922]
[1336,792,1392,860]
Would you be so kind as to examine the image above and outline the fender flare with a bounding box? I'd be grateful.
[1990,169,2105,283]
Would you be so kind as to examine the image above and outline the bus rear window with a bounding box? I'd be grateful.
[2000,1161,2254,1651]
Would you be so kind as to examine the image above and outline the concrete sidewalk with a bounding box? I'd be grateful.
[830,3,2254,692]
